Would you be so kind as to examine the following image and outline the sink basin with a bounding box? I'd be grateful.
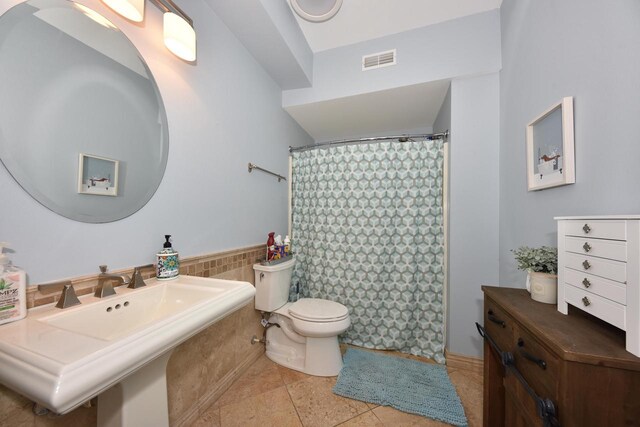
[40,281,226,341]
[0,275,255,426]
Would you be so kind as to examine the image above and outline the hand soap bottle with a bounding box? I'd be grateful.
[156,235,179,280]
[0,243,26,326]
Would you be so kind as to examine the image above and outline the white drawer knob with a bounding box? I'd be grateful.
[582,260,591,270]
[582,278,591,288]
[583,242,592,252]
[583,223,591,233]
[582,296,591,307]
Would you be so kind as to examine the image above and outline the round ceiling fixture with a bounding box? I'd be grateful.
[290,0,342,22]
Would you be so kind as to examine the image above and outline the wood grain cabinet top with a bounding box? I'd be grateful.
[481,287,640,427]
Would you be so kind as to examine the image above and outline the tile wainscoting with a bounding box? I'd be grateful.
[0,244,266,427]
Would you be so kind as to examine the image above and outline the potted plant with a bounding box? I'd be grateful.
[511,246,558,304]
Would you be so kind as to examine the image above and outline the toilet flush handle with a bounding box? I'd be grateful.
[260,272,265,281]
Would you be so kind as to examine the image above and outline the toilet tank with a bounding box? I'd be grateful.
[253,258,295,312]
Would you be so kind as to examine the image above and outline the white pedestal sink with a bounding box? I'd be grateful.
[0,276,255,427]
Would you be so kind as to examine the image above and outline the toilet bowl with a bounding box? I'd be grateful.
[253,259,351,376]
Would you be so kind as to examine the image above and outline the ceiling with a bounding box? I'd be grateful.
[289,0,503,52]
[208,0,501,141]
[285,80,451,141]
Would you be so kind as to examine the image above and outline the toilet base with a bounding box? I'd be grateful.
[265,315,343,377]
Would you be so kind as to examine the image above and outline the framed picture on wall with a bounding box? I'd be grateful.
[526,96,575,191]
[77,153,119,196]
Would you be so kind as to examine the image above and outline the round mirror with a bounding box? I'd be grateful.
[0,0,168,223]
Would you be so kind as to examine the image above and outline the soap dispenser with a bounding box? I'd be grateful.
[156,235,179,280]
[0,243,26,326]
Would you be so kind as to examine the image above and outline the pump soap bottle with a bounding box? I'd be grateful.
[156,235,179,280]
[0,243,26,326]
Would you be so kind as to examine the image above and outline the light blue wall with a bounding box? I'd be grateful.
[449,73,500,357]
[283,9,501,108]
[499,0,640,285]
[433,85,451,134]
[0,0,312,283]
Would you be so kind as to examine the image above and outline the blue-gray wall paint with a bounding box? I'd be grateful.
[433,85,451,135]
[449,74,500,357]
[206,0,313,89]
[283,9,501,108]
[0,0,312,283]
[499,0,640,286]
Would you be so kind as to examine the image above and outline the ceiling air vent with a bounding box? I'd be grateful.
[362,49,396,71]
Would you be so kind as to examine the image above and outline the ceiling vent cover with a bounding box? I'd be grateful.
[362,49,396,71]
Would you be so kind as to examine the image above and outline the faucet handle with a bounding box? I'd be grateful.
[57,284,81,309]
[99,265,108,274]
[129,264,154,289]
[37,281,81,309]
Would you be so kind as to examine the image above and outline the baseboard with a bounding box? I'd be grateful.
[445,350,483,375]
[175,347,264,427]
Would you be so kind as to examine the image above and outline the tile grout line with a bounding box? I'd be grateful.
[280,369,306,426]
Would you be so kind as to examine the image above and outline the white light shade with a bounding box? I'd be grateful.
[101,0,145,22]
[163,12,196,62]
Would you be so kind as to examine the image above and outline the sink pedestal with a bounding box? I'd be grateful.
[97,350,174,427]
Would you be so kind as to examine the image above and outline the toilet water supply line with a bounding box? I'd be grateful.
[251,311,306,345]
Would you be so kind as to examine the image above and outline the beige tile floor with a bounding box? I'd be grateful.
[190,348,483,427]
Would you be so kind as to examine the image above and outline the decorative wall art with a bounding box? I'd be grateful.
[78,153,119,196]
[526,96,575,191]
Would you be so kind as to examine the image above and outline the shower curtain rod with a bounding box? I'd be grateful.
[288,130,449,153]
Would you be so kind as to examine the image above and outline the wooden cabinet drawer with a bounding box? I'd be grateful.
[513,325,560,401]
[565,284,626,330]
[484,298,516,353]
[565,236,627,262]
[564,219,626,240]
[564,267,626,305]
[504,374,545,427]
[565,252,626,283]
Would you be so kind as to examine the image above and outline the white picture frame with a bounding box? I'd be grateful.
[77,153,119,196]
[526,96,575,191]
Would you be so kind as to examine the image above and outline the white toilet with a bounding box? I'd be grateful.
[253,258,350,376]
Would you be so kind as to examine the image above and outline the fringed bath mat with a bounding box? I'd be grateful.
[333,348,468,426]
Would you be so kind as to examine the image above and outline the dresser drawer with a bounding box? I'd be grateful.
[513,325,560,401]
[565,236,627,262]
[565,252,626,283]
[565,285,626,330]
[564,220,626,240]
[564,268,626,305]
[484,298,516,353]
[504,374,546,427]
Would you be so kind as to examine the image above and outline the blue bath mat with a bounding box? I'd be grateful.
[333,348,468,426]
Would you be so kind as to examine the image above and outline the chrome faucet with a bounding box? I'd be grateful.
[96,265,130,298]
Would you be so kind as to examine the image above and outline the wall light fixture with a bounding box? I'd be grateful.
[102,0,196,62]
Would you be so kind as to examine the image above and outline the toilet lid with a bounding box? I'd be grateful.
[288,298,349,322]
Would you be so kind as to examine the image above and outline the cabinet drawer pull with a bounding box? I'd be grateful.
[582,260,591,270]
[583,223,591,233]
[517,338,547,370]
[583,242,592,252]
[582,296,591,307]
[487,310,506,328]
[582,278,591,288]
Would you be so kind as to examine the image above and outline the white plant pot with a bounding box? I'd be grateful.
[528,272,558,304]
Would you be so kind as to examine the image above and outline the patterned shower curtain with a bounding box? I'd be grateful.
[290,139,445,363]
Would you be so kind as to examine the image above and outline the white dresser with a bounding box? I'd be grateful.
[556,216,640,357]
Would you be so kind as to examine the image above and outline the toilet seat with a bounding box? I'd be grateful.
[288,298,349,322]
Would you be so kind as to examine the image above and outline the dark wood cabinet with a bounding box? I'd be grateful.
[482,287,640,427]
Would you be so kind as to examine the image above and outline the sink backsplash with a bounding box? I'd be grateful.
[27,244,266,309]
[3,243,266,427]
